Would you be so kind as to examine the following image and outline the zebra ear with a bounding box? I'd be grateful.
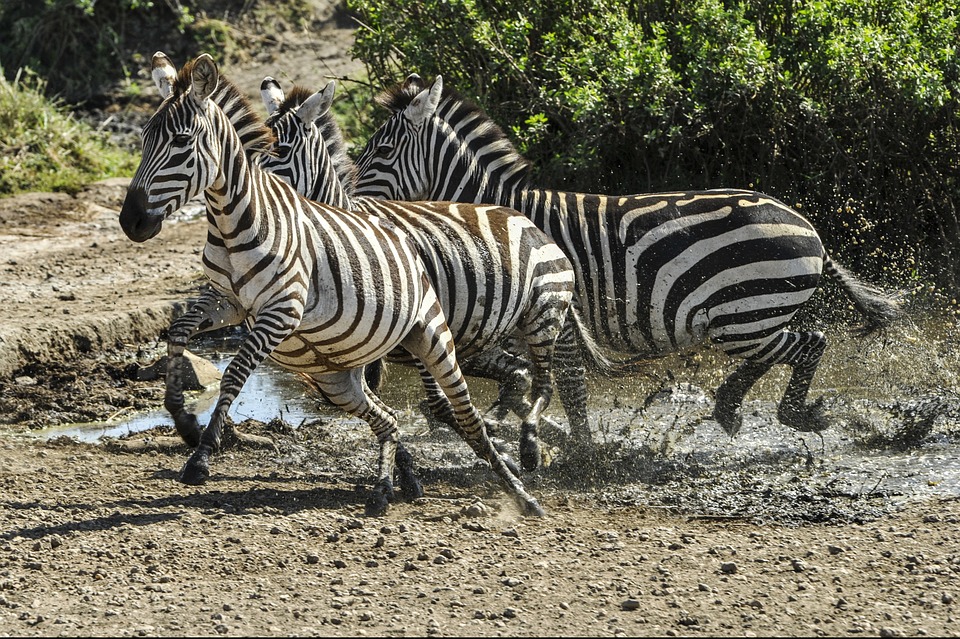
[190,54,219,104]
[402,73,424,93]
[298,81,336,125]
[406,75,442,125]
[151,51,177,99]
[260,76,284,116]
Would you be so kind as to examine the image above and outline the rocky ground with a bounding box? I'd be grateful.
[2,4,960,637]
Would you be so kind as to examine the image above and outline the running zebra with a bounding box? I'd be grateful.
[354,74,904,439]
[118,54,543,517]
[151,51,590,473]
[255,75,607,470]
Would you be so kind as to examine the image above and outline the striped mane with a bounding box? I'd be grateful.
[271,85,358,198]
[376,78,535,189]
[169,57,276,156]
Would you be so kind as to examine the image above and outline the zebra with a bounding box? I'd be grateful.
[150,50,591,473]
[353,73,904,440]
[117,54,544,517]
[255,75,611,470]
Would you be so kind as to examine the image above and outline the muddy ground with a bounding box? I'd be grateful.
[3,7,960,638]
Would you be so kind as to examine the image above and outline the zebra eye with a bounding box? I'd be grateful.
[277,144,292,158]
[373,144,393,159]
[172,133,191,146]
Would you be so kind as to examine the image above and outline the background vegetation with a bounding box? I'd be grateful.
[350,0,960,293]
[2,0,959,294]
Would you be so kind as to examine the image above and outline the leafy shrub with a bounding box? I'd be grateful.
[0,66,137,195]
[350,0,960,290]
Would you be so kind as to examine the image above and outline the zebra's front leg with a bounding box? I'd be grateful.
[776,332,829,433]
[308,369,412,516]
[165,289,246,447]
[180,310,298,486]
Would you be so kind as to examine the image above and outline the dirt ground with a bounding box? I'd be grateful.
[2,6,960,638]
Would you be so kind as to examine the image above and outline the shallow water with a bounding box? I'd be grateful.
[31,315,960,520]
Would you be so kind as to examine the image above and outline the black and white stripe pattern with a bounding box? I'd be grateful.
[255,77,599,470]
[119,55,544,516]
[354,74,903,438]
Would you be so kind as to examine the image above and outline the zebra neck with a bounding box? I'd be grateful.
[308,162,353,210]
[203,115,269,242]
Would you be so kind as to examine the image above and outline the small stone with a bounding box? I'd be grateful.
[503,608,517,619]
[720,562,737,574]
[828,545,844,555]
[791,559,806,572]
[621,599,641,611]
[305,554,320,565]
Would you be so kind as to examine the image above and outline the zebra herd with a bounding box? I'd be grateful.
[118,53,903,517]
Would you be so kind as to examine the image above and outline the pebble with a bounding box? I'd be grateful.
[621,599,640,611]
[720,562,737,574]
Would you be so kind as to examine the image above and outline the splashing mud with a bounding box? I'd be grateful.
[28,314,960,526]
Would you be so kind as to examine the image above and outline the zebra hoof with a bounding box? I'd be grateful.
[519,433,541,472]
[779,397,830,433]
[364,480,394,517]
[520,497,546,517]
[394,444,423,500]
[179,449,210,485]
[712,405,743,437]
[173,412,202,448]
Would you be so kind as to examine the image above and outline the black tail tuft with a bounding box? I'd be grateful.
[824,255,905,337]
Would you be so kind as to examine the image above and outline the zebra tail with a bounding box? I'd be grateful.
[567,306,663,376]
[824,254,905,337]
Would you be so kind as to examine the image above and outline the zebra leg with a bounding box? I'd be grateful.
[165,289,246,447]
[462,345,534,428]
[308,369,406,516]
[552,319,591,444]
[180,310,299,486]
[775,331,829,433]
[401,315,544,517]
[415,363,523,479]
[359,368,423,500]
[712,360,774,437]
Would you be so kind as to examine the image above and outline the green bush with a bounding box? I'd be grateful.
[350,0,960,291]
[0,66,137,196]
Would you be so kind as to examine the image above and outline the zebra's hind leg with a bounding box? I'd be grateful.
[401,315,544,517]
[552,319,591,444]
[415,365,523,479]
[775,331,829,433]
[461,346,534,433]
[359,369,423,500]
[307,369,407,516]
[712,360,775,437]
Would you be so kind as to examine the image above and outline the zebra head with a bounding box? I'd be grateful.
[119,53,223,242]
[259,78,342,202]
[354,74,443,201]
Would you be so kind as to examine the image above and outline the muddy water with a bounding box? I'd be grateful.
[34,314,960,524]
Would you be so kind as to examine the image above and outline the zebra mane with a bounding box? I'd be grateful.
[274,85,358,197]
[376,78,535,190]
[171,58,276,156]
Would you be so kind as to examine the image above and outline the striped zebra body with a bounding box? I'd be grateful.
[353,74,903,438]
[119,55,543,516]
[255,78,585,470]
